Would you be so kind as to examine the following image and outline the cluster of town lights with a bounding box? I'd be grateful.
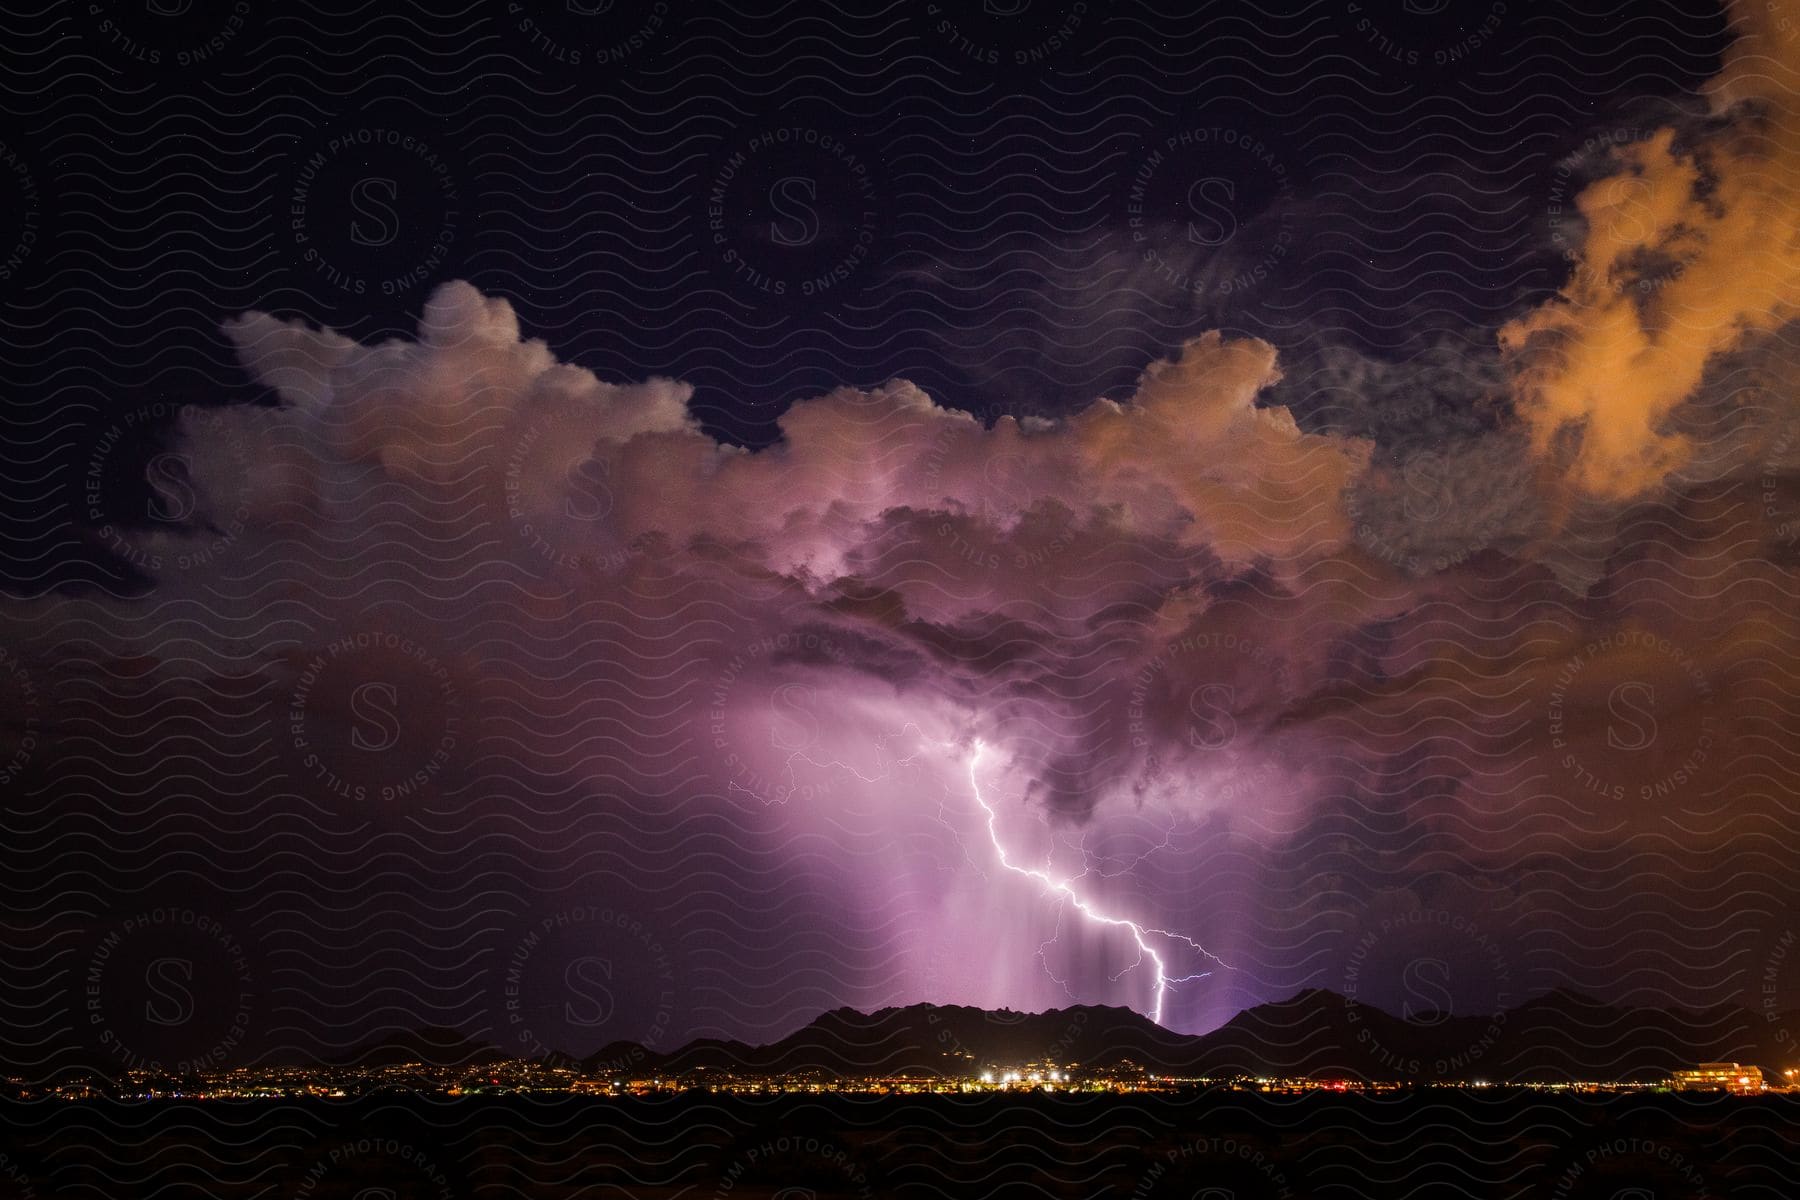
[979,1068,1066,1086]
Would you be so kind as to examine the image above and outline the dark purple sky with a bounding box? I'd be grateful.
[5,0,1800,1077]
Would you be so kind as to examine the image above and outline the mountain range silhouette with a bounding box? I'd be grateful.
[336,989,1800,1083]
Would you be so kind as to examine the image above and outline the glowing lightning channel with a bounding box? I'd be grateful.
[964,740,1225,1026]
[746,717,1225,1024]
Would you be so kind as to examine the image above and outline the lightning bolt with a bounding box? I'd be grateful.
[965,740,1225,1026]
[742,714,1226,1027]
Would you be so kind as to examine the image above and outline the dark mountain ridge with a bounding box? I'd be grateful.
[568,988,1800,1083]
[322,990,1800,1084]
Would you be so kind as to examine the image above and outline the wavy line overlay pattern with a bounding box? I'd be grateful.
[4,0,1800,1193]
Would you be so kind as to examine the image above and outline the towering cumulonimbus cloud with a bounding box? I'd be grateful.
[1501,0,1800,497]
[173,281,1391,1025]
[210,282,1379,825]
[35,0,1800,1046]
[221,281,1376,602]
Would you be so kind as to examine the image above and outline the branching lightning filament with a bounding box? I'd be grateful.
[966,740,1225,1025]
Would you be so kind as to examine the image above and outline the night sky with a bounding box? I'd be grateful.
[5,0,1800,1078]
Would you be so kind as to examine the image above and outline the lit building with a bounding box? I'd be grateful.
[1670,1063,1765,1094]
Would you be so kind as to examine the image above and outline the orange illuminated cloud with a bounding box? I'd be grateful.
[1501,0,1800,498]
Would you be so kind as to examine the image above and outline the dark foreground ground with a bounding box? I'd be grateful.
[0,1092,1794,1198]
